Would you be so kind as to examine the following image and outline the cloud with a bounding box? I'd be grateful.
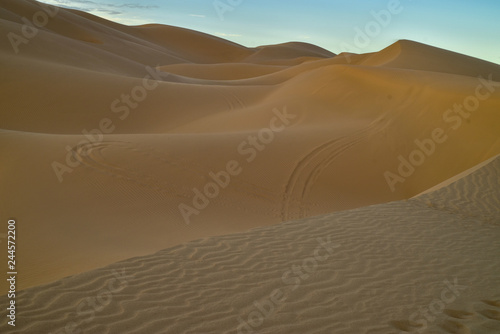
[216,33,242,37]
[39,0,158,15]
[189,14,206,18]
[42,0,158,9]
[39,0,157,25]
[107,3,158,9]
[95,8,122,15]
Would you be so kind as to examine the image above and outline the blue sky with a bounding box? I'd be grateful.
[40,0,500,64]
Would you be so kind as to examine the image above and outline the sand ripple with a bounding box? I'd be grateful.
[1,157,499,333]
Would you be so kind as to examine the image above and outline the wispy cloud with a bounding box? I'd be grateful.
[189,14,206,18]
[39,0,158,25]
[42,0,158,10]
[216,33,242,37]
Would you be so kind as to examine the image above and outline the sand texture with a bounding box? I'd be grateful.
[1,155,499,333]
[1,1,500,333]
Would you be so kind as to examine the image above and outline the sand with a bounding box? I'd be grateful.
[1,0,500,333]
[1,153,499,333]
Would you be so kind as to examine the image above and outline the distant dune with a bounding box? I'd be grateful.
[1,0,499,320]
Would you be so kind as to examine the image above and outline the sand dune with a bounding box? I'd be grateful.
[413,154,500,223]
[359,40,500,80]
[1,154,499,334]
[1,0,500,306]
[157,63,287,81]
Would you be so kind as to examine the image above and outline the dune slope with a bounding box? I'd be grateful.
[1,0,500,291]
[1,154,499,334]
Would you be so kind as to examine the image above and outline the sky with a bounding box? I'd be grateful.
[39,0,500,64]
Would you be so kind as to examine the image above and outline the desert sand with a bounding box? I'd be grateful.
[1,0,500,333]
[1,151,500,333]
